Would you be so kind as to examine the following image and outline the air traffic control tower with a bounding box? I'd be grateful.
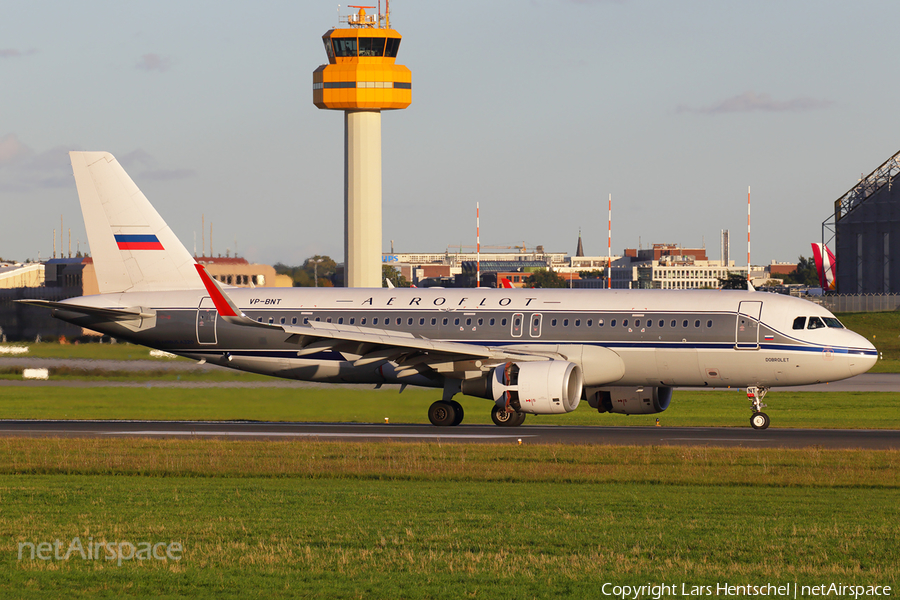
[313,5,411,287]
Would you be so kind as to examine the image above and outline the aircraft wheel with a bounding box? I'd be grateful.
[491,405,525,427]
[428,401,457,427]
[750,412,770,430]
[449,400,464,426]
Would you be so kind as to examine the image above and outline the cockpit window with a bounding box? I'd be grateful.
[823,317,844,329]
[807,316,826,330]
[792,317,806,330]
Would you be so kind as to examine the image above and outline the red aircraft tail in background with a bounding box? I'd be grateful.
[811,243,836,291]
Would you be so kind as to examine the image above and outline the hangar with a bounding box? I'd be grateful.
[825,148,900,293]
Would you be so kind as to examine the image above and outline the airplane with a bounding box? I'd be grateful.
[22,152,878,430]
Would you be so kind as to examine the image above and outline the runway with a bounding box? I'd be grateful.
[0,420,897,449]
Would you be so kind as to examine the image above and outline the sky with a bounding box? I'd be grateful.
[2,0,899,268]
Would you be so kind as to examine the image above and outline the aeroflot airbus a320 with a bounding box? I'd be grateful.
[23,152,878,430]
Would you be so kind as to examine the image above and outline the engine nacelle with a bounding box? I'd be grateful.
[588,386,673,415]
[490,361,583,415]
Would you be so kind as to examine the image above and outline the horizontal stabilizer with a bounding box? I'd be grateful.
[16,299,155,321]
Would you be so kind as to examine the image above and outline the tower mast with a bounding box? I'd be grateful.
[313,3,412,287]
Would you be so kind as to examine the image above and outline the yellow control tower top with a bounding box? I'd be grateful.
[313,5,412,111]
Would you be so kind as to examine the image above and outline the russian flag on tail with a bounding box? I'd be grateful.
[811,243,836,291]
[115,234,165,250]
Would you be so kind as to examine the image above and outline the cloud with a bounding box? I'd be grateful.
[136,53,173,72]
[0,48,37,59]
[139,168,197,181]
[678,91,834,115]
[118,149,196,181]
[0,133,32,164]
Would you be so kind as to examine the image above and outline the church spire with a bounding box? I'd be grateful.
[575,228,585,257]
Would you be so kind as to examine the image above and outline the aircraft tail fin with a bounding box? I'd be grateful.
[71,152,202,294]
[810,243,837,291]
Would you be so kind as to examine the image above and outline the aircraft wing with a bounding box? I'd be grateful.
[194,264,561,377]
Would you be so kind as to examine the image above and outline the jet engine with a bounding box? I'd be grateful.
[460,361,583,415]
[587,386,672,415]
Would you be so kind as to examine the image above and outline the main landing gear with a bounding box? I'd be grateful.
[427,400,464,427]
[747,386,770,430]
[426,400,526,427]
[491,405,526,427]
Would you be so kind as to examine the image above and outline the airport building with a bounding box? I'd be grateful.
[824,147,900,293]
[383,241,785,289]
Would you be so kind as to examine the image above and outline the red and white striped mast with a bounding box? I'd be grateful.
[747,186,751,287]
[607,193,612,289]
[476,202,480,288]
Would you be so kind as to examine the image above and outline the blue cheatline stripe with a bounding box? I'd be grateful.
[185,342,876,362]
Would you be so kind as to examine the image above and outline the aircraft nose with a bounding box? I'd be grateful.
[848,336,878,376]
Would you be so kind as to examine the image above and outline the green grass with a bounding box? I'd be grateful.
[0,386,897,428]
[837,311,900,372]
[0,439,897,598]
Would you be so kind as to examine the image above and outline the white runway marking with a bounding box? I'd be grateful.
[107,430,538,440]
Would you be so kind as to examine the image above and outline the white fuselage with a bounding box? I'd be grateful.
[58,287,877,389]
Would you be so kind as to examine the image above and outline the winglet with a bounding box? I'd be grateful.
[194,264,241,318]
[500,278,514,289]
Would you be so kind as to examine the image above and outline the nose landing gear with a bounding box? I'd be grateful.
[747,386,770,430]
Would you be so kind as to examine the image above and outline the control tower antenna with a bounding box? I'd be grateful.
[314,5,411,287]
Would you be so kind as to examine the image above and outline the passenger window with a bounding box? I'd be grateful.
[682,320,688,328]
[257,317,263,323]
[396,318,402,325]
[575,319,581,327]
[706,320,712,328]
[430,318,436,325]
[361,318,367,325]
[466,318,472,326]
[587,319,593,326]
[552,319,558,327]
[326,317,332,323]
[646,320,652,328]
[350,318,355,325]
[442,318,448,326]
[694,320,700,328]
[303,317,309,325]
[454,318,460,326]
[659,320,664,327]
[489,318,495,326]
[598,319,604,326]
[338,317,344,324]
[623,319,629,327]
[563,319,569,326]
[792,317,806,330]
[419,318,425,325]
[501,318,508,326]
[634,319,640,327]
[373,318,379,325]
[808,317,826,330]
[478,318,484,326]
[268,318,274,324]
[611,319,617,327]
[408,318,413,325]
[291,317,297,325]
[280,317,286,325]
[671,320,676,327]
